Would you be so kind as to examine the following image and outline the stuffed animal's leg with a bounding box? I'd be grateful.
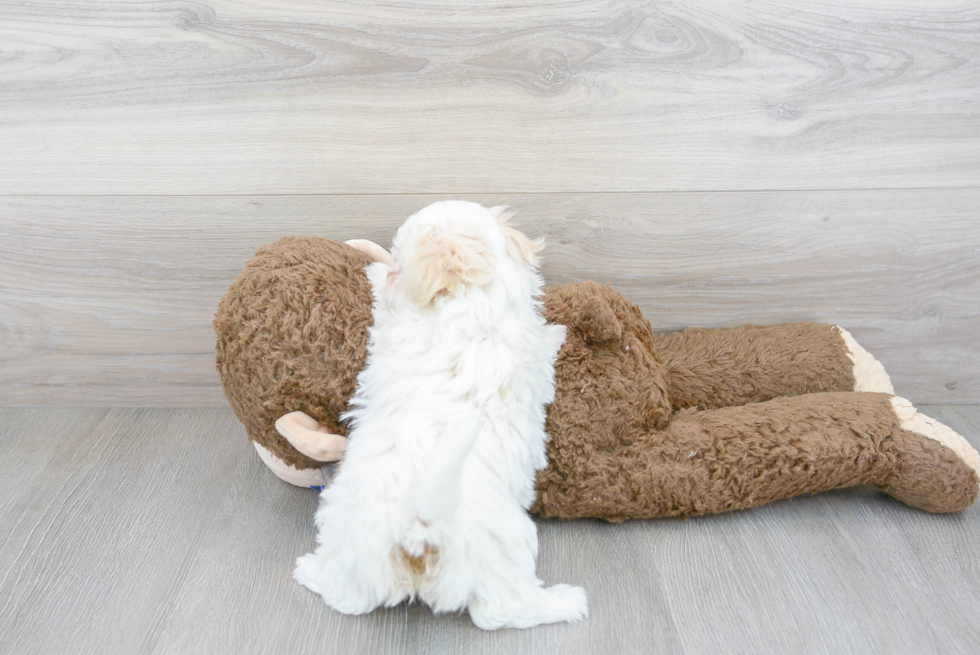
[651,323,893,412]
[534,392,978,521]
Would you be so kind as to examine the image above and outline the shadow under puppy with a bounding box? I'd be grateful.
[294,201,587,629]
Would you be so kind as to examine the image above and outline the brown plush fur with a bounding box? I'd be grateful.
[652,323,855,412]
[215,237,373,469]
[214,238,979,519]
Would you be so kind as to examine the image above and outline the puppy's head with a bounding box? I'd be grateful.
[390,201,542,308]
[403,227,493,306]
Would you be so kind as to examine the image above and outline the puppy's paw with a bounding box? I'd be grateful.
[541,583,589,624]
[293,553,322,594]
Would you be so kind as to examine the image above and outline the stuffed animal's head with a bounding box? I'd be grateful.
[214,237,375,469]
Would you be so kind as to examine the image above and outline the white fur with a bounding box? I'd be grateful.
[294,201,587,630]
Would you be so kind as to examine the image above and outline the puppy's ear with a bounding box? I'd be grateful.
[407,232,493,307]
[489,206,542,267]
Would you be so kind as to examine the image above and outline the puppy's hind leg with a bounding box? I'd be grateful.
[468,580,588,630]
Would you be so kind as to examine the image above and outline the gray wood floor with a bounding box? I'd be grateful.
[1,406,979,654]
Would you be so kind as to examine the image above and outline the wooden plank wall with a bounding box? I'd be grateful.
[1,1,978,405]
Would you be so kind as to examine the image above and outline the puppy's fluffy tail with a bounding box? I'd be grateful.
[400,410,483,554]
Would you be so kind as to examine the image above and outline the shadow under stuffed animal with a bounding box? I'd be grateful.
[214,231,979,522]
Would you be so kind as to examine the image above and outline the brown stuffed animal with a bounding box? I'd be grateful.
[214,236,980,520]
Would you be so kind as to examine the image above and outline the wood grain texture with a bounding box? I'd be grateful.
[1,1,979,194]
[2,190,978,406]
[0,408,247,654]
[0,407,978,654]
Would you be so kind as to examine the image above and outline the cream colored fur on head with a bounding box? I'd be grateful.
[398,205,542,307]
[405,231,493,306]
[294,201,586,630]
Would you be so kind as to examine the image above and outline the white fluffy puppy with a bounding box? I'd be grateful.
[294,200,587,630]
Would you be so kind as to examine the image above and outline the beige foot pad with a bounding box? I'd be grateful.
[275,411,348,462]
[836,326,895,394]
[880,397,980,513]
[254,442,331,488]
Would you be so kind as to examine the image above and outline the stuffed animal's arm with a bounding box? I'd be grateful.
[651,323,893,412]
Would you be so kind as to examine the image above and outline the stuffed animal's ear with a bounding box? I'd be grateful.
[406,231,494,307]
[344,239,394,265]
[577,296,622,344]
[489,206,543,267]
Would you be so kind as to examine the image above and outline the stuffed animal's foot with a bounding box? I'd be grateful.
[876,397,980,513]
[253,442,331,488]
[835,326,894,394]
